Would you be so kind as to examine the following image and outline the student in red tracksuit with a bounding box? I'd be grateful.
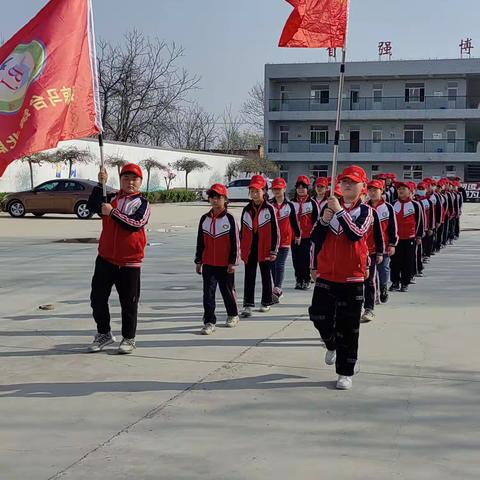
[415,182,434,267]
[362,179,398,322]
[423,178,441,256]
[312,176,329,212]
[291,175,319,290]
[195,184,240,335]
[309,165,373,391]
[439,179,451,247]
[86,164,151,354]
[240,175,279,317]
[452,180,463,240]
[269,178,301,303]
[390,182,423,292]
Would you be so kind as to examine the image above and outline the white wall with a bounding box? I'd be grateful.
[0,139,243,193]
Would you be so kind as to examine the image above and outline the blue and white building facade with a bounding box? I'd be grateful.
[264,58,480,184]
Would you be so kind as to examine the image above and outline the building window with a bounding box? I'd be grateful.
[373,85,383,103]
[310,126,329,144]
[310,164,329,178]
[372,130,382,143]
[371,165,380,173]
[404,125,424,144]
[447,129,457,144]
[280,86,288,105]
[278,164,289,182]
[444,165,457,177]
[447,82,458,101]
[405,83,425,103]
[403,165,423,180]
[311,85,330,104]
[280,125,289,144]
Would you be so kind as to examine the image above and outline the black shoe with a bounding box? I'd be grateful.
[302,281,311,290]
[400,285,409,292]
[389,283,400,292]
[380,288,389,303]
[295,282,303,290]
[410,277,417,284]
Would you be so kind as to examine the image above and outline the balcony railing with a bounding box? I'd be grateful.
[269,96,480,112]
[268,139,478,154]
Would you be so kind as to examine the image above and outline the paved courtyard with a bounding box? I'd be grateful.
[1,204,479,479]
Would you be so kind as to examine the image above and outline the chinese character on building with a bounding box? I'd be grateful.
[460,38,474,57]
[327,48,337,60]
[378,41,393,60]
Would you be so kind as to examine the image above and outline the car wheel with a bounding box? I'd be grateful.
[33,212,45,217]
[75,201,93,219]
[8,200,26,218]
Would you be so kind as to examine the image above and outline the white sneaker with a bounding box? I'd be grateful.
[240,307,252,318]
[117,338,136,354]
[325,349,336,366]
[259,305,271,313]
[87,332,116,353]
[336,375,353,390]
[361,309,375,323]
[225,316,239,328]
[201,323,216,335]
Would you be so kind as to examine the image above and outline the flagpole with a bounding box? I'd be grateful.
[87,0,107,200]
[330,1,350,196]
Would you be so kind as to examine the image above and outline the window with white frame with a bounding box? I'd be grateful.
[310,125,329,144]
[444,165,457,176]
[280,86,288,105]
[404,125,424,144]
[447,82,458,101]
[447,129,457,144]
[280,125,289,144]
[278,163,289,182]
[403,164,423,180]
[371,165,381,174]
[311,84,330,104]
[405,83,425,103]
[373,85,383,103]
[372,130,382,143]
[310,164,329,178]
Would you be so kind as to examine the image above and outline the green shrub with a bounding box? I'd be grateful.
[0,192,8,205]
[144,189,198,204]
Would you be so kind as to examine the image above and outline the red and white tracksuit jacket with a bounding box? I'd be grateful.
[270,198,301,248]
[392,199,424,240]
[87,186,151,268]
[311,199,374,283]
[366,200,398,254]
[240,201,280,262]
[292,196,319,239]
[416,196,434,232]
[195,209,240,267]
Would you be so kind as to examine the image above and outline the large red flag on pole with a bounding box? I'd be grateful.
[0,0,102,177]
[279,0,349,48]
[279,0,350,192]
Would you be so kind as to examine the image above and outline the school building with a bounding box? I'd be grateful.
[264,58,480,185]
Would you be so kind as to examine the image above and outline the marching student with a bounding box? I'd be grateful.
[291,175,319,290]
[439,179,451,248]
[87,164,151,354]
[269,177,301,303]
[384,173,398,203]
[365,179,398,312]
[424,178,441,256]
[390,181,423,292]
[430,179,446,253]
[240,175,279,317]
[452,180,464,239]
[309,165,373,390]
[312,176,329,212]
[195,184,240,335]
[415,182,434,265]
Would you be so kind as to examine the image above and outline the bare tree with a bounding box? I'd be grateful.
[241,82,264,133]
[20,152,50,189]
[52,147,93,178]
[139,158,166,192]
[106,155,127,180]
[166,103,217,150]
[97,30,200,144]
[171,157,209,190]
[163,166,177,191]
[225,160,242,182]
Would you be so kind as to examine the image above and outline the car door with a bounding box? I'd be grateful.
[60,181,87,213]
[237,179,252,200]
[227,180,242,201]
[27,181,62,212]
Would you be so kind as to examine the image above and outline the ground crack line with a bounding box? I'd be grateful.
[48,318,298,479]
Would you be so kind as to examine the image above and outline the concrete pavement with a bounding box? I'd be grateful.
[0,204,479,479]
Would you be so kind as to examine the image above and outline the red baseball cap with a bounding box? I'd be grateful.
[295,175,311,187]
[120,163,143,179]
[271,178,287,189]
[249,175,267,190]
[395,181,411,190]
[375,173,388,180]
[208,183,228,197]
[417,182,427,190]
[452,180,460,187]
[367,179,385,190]
[337,165,368,184]
[314,177,329,187]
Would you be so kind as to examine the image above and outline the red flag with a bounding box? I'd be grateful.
[279,0,349,49]
[0,0,102,177]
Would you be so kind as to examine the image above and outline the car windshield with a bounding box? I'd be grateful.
[34,181,61,192]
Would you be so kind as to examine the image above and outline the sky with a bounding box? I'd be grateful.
[2,0,480,116]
